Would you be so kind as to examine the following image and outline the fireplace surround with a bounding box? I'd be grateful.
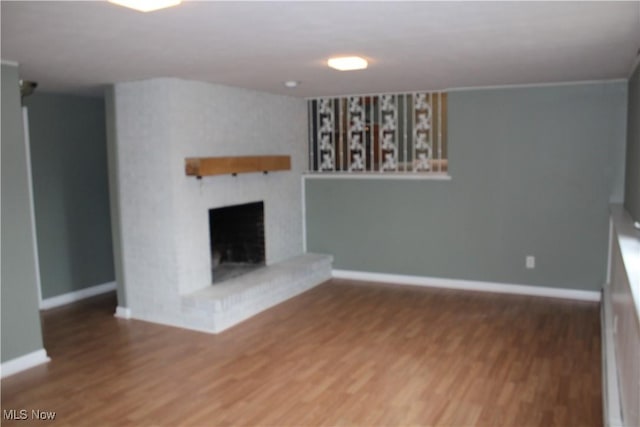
[108,77,332,333]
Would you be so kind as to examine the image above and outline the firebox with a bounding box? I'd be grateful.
[209,201,265,283]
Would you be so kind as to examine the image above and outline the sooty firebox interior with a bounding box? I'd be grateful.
[209,201,265,283]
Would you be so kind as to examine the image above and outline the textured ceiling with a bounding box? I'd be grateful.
[1,1,639,98]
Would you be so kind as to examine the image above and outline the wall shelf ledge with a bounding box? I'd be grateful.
[185,155,291,178]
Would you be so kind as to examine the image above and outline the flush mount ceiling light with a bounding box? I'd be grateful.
[327,56,368,71]
[284,80,299,88]
[108,0,182,12]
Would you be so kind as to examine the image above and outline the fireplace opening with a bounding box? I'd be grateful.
[209,201,265,284]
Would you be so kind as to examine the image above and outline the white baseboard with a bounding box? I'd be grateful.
[332,270,601,302]
[114,306,131,319]
[1,349,50,378]
[40,281,117,310]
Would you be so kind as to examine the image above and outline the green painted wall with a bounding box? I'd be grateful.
[306,82,627,291]
[24,93,114,299]
[624,64,640,222]
[1,64,44,362]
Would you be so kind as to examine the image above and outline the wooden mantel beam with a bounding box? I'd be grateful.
[185,155,291,177]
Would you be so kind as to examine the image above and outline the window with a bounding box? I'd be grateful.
[308,92,448,175]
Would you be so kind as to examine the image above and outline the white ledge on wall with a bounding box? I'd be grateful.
[303,172,452,181]
[604,204,640,427]
[610,205,640,317]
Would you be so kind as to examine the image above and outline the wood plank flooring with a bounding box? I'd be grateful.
[1,279,602,426]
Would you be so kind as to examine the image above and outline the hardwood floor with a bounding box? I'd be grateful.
[2,280,602,426]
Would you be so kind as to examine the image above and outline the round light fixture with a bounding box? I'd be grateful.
[284,80,299,88]
[108,0,182,12]
[327,56,368,71]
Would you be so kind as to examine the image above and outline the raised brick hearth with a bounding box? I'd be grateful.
[182,253,332,333]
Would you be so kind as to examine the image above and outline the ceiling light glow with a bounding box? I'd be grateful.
[327,56,368,71]
[108,0,182,12]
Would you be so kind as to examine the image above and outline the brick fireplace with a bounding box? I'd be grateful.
[108,78,332,333]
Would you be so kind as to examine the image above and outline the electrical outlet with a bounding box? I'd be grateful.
[526,255,535,269]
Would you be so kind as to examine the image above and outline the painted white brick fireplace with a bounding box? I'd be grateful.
[109,78,330,332]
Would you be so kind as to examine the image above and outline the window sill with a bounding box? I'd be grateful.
[303,172,452,181]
